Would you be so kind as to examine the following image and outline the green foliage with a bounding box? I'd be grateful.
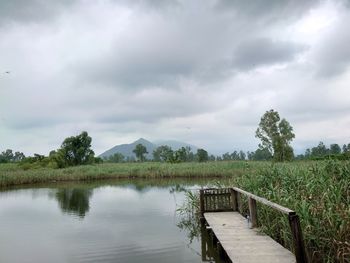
[330,144,341,155]
[19,131,96,169]
[105,153,124,163]
[0,149,25,163]
[234,160,350,263]
[153,146,195,163]
[133,143,148,162]
[248,148,273,161]
[58,131,95,166]
[300,142,350,161]
[256,109,295,161]
[197,148,208,162]
[153,145,173,162]
[222,150,247,160]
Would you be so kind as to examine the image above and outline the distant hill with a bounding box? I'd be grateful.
[99,138,199,160]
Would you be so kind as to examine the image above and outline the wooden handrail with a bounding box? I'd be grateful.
[232,187,295,215]
[200,187,308,263]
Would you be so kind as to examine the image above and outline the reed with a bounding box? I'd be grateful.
[0,161,260,187]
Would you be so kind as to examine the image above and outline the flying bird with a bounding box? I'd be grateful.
[5,71,10,74]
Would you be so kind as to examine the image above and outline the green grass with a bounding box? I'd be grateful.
[231,160,350,263]
[176,160,349,262]
[0,161,262,187]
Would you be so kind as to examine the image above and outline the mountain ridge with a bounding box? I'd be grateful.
[99,138,199,159]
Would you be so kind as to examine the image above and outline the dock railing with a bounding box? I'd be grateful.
[199,187,308,263]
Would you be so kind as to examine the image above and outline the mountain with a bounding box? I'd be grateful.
[99,138,200,159]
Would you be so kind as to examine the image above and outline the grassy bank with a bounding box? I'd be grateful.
[0,161,263,187]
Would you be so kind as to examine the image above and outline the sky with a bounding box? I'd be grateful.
[1,0,350,156]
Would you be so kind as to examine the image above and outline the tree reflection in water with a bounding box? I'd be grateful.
[176,190,227,263]
[55,188,93,218]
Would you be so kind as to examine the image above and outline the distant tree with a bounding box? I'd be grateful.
[186,148,195,162]
[330,144,341,155]
[295,154,305,160]
[231,151,239,160]
[209,155,216,161]
[239,150,246,160]
[197,149,208,162]
[304,148,311,158]
[126,156,136,162]
[256,109,295,161]
[108,153,124,163]
[13,151,25,162]
[247,151,254,160]
[251,148,273,161]
[216,156,223,161]
[342,143,350,153]
[153,145,173,162]
[58,131,95,166]
[1,149,14,162]
[133,143,148,162]
[33,153,45,161]
[175,147,188,162]
[222,152,231,161]
[0,149,25,163]
[311,142,329,157]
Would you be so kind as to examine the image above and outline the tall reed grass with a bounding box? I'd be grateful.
[177,160,349,262]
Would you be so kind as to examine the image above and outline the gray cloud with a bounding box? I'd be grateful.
[0,0,75,26]
[232,38,306,70]
[314,14,350,77]
[215,0,321,20]
[1,0,350,155]
[75,1,311,89]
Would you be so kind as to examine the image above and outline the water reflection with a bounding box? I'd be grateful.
[175,190,228,263]
[55,188,93,218]
[0,178,232,263]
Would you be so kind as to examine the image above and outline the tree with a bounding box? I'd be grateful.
[239,150,246,160]
[250,148,273,161]
[197,149,208,162]
[58,131,95,166]
[108,153,124,163]
[342,143,350,153]
[330,144,341,155]
[311,142,329,157]
[222,152,231,160]
[133,143,148,162]
[255,109,295,161]
[153,145,173,162]
[0,149,14,163]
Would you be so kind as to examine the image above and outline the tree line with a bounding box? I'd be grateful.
[105,144,211,163]
[11,131,101,169]
[296,142,350,160]
[2,109,349,169]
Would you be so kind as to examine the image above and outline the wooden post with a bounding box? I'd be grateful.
[200,220,207,261]
[237,192,243,214]
[230,188,238,211]
[200,189,205,218]
[289,214,307,263]
[248,197,258,228]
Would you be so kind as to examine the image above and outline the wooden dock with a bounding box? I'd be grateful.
[199,188,307,263]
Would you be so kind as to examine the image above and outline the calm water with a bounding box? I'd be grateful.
[0,178,226,263]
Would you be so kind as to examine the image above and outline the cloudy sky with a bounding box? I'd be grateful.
[1,0,350,156]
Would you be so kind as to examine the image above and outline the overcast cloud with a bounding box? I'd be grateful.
[1,0,350,155]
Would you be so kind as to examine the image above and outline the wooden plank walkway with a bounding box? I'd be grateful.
[204,211,296,263]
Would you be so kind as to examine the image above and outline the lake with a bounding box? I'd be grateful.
[0,178,228,263]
